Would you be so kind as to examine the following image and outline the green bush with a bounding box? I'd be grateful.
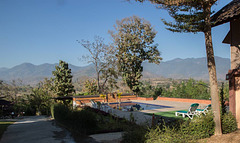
[145,111,237,143]
[181,112,215,139]
[161,79,211,100]
[53,104,97,134]
[145,113,215,143]
[68,110,97,134]
[24,106,36,116]
[138,82,162,99]
[221,112,237,134]
[145,125,193,143]
[53,104,70,123]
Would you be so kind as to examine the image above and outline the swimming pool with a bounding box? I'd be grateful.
[109,101,172,110]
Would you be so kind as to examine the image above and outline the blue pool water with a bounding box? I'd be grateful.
[109,102,172,110]
[133,102,172,110]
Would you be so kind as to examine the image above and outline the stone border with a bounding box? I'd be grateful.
[156,97,211,104]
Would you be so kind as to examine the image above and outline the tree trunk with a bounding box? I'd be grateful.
[204,4,222,135]
[97,72,101,93]
[95,63,101,94]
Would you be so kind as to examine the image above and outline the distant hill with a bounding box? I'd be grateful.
[0,56,230,85]
[142,56,230,80]
[0,63,95,85]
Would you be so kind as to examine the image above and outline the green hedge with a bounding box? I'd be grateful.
[53,104,97,134]
[221,112,238,134]
[145,111,238,143]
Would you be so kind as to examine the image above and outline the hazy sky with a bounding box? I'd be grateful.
[0,0,230,68]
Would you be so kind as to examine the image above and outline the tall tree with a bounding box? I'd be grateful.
[83,79,98,95]
[110,16,162,93]
[52,60,75,105]
[135,0,222,135]
[78,36,118,93]
[38,78,55,98]
[28,87,51,115]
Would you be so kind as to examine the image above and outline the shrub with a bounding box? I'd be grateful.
[145,112,215,143]
[145,125,192,143]
[122,125,147,143]
[154,86,162,100]
[24,106,36,116]
[69,110,97,134]
[138,82,162,99]
[53,104,70,123]
[221,112,238,134]
[181,112,215,139]
[53,104,97,134]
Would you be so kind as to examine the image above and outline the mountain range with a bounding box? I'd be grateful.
[0,56,230,85]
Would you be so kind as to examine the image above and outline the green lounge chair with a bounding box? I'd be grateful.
[175,103,199,119]
[196,104,211,115]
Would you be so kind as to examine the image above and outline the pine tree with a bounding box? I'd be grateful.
[135,0,222,135]
[52,60,75,105]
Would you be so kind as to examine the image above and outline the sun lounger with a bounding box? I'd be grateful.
[196,104,211,115]
[175,103,199,119]
[90,99,98,109]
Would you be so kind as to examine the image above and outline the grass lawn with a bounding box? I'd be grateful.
[145,110,189,120]
[0,121,15,139]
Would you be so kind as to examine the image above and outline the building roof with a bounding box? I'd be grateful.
[211,0,240,27]
[53,96,73,100]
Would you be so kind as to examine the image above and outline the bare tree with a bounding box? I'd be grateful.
[78,36,118,93]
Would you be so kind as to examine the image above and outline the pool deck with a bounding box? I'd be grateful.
[131,99,209,113]
[108,99,209,126]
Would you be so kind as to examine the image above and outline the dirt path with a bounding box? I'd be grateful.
[0,116,76,143]
[200,129,240,143]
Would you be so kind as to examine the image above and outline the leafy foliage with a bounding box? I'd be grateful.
[182,112,215,139]
[136,0,217,33]
[13,78,54,116]
[146,112,215,143]
[27,88,52,115]
[110,16,162,93]
[136,0,222,135]
[138,81,162,99]
[146,111,237,143]
[53,104,97,134]
[83,79,98,95]
[162,79,211,99]
[219,82,229,115]
[221,112,238,134]
[53,105,138,135]
[219,83,236,134]
[0,80,32,102]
